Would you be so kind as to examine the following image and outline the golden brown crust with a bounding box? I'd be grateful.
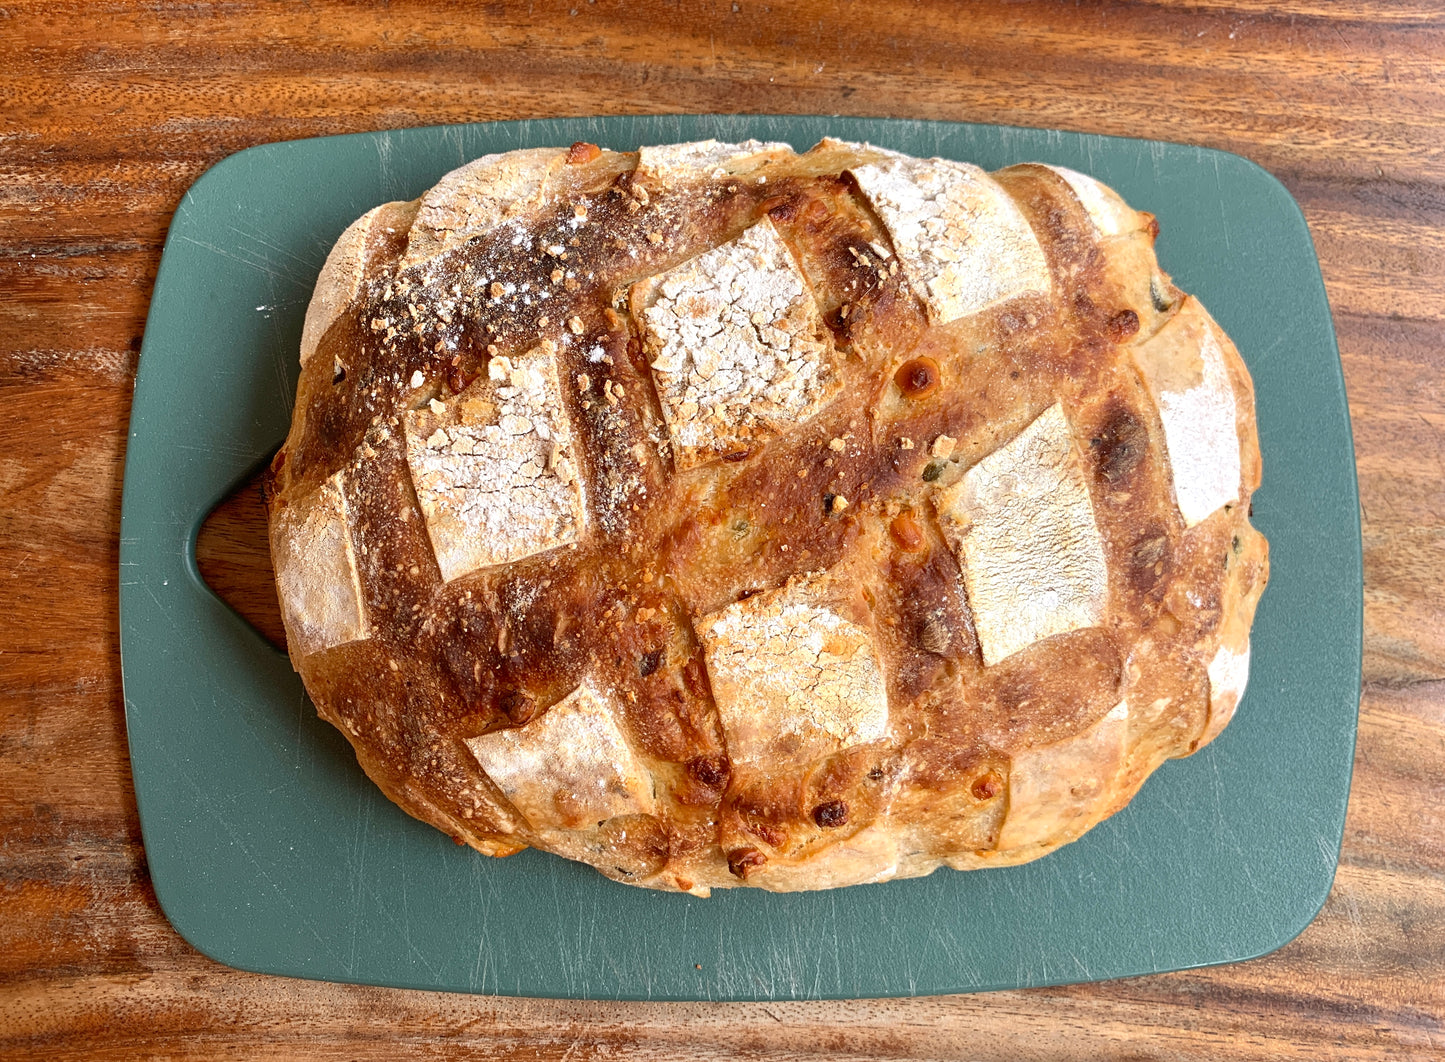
[267,138,1268,894]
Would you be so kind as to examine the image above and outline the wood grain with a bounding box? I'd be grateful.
[195,466,287,650]
[3,1,1444,1058]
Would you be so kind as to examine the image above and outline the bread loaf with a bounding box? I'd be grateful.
[266,137,1268,894]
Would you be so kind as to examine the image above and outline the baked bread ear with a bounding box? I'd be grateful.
[266,138,1268,894]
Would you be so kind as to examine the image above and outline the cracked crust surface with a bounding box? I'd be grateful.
[402,343,585,580]
[697,576,889,767]
[633,217,840,468]
[268,137,1268,894]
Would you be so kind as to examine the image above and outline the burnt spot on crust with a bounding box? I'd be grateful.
[1151,275,1174,313]
[687,753,730,790]
[727,846,767,879]
[758,191,807,224]
[1090,403,1149,485]
[918,612,951,656]
[894,357,941,398]
[812,800,850,828]
[498,689,537,726]
[673,750,732,809]
[1106,309,1140,342]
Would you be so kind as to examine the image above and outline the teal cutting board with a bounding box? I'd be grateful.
[120,115,1361,1001]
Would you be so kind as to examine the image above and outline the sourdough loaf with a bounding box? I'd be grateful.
[266,137,1268,894]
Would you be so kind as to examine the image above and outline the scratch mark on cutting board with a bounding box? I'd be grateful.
[227,222,322,280]
[140,580,180,634]
[467,852,496,993]
[346,783,373,976]
[177,770,344,965]
[177,233,289,281]
[267,274,297,412]
[292,686,307,772]
[829,890,842,990]
[1212,155,1233,252]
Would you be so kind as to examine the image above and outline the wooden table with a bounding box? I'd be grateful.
[3,2,1442,1058]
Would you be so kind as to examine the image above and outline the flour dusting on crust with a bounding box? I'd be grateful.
[634,217,839,468]
[465,680,655,832]
[403,344,585,580]
[636,139,793,182]
[697,578,889,766]
[270,471,370,656]
[1132,298,1243,527]
[937,402,1109,665]
[398,147,564,272]
[851,155,1051,323]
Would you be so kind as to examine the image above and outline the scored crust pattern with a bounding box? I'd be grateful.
[697,578,890,767]
[268,471,370,656]
[850,153,1052,323]
[935,402,1109,666]
[633,216,839,469]
[267,138,1269,894]
[402,343,585,580]
[464,680,656,832]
